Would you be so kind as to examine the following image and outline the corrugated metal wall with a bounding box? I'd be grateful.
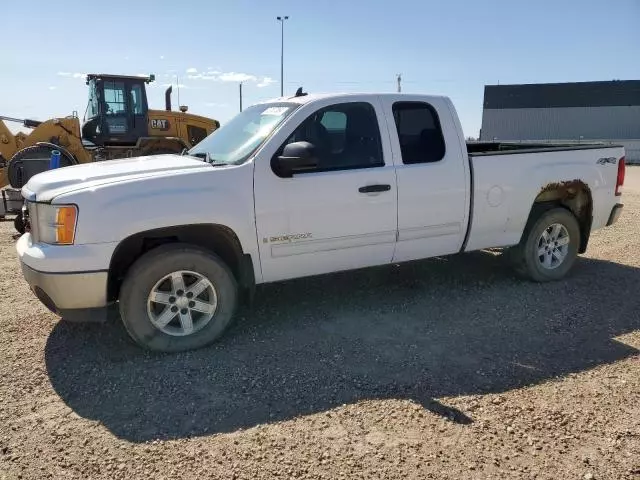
[618,140,640,163]
[480,106,640,163]
[481,106,640,140]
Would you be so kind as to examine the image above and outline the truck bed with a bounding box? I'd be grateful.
[467,141,622,156]
[463,143,625,254]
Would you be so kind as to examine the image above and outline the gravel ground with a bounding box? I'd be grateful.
[1,170,639,480]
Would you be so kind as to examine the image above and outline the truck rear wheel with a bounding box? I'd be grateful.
[510,207,580,282]
[119,244,238,352]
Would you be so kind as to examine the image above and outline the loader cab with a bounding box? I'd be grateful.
[82,73,153,146]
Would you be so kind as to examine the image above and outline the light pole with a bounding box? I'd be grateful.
[276,15,289,97]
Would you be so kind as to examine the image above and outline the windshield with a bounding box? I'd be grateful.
[188,102,299,165]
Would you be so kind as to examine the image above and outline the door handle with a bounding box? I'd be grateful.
[358,184,391,193]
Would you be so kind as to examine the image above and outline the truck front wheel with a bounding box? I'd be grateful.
[510,207,580,282]
[119,244,238,352]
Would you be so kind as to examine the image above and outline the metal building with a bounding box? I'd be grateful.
[480,80,640,163]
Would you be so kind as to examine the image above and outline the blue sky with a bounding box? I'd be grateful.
[3,0,639,138]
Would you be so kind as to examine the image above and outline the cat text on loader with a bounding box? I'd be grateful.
[0,73,220,194]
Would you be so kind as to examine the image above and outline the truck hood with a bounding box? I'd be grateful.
[22,155,212,202]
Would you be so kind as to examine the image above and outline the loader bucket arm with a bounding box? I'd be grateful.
[0,115,42,171]
[0,119,19,155]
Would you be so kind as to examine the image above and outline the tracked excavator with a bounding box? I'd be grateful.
[1,73,219,231]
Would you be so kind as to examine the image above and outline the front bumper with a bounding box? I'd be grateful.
[607,203,624,226]
[21,262,108,313]
[17,233,111,322]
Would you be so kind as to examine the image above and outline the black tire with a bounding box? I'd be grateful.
[119,244,238,352]
[14,215,25,234]
[8,146,75,188]
[510,207,581,282]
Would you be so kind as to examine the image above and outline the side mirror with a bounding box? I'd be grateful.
[272,141,318,178]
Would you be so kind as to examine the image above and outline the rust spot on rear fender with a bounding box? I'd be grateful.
[538,179,589,197]
[533,180,593,253]
[539,179,592,220]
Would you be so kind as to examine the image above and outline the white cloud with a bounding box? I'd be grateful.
[257,76,276,88]
[183,69,278,94]
[191,72,252,82]
[218,72,256,83]
[186,67,197,74]
[48,86,57,90]
[187,73,218,81]
[187,70,275,87]
[162,83,188,89]
[57,72,85,79]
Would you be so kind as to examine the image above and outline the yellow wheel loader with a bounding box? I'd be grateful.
[0,73,219,230]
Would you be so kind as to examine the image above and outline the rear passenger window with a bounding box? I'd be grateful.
[392,102,445,164]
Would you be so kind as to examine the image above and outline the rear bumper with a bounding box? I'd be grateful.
[607,203,624,226]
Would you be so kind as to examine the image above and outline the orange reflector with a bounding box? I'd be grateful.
[55,206,77,244]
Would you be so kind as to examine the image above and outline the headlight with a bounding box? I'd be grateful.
[34,203,78,245]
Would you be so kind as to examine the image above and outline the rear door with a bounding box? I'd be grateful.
[253,97,398,283]
[383,96,470,262]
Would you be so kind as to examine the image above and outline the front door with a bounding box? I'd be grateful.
[254,98,398,283]
[102,80,129,142]
[102,80,148,144]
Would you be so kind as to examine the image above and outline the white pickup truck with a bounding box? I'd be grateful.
[16,92,625,352]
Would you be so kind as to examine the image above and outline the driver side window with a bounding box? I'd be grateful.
[281,102,383,173]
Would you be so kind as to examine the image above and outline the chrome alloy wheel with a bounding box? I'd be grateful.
[146,270,218,336]
[536,223,570,270]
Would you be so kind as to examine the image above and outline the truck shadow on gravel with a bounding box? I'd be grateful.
[44,251,640,442]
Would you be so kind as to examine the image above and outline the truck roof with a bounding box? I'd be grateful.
[85,73,154,83]
[259,92,449,106]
